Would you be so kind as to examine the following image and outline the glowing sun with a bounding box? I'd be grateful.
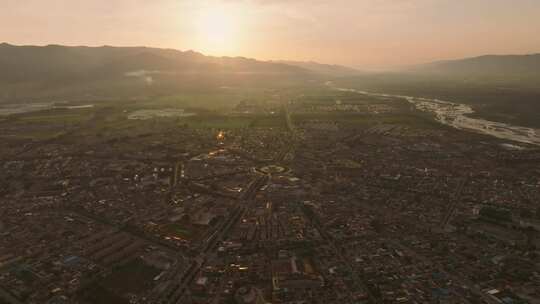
[195,6,244,54]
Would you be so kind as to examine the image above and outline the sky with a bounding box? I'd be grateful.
[1,0,540,69]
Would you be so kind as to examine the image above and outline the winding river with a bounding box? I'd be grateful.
[335,87,540,147]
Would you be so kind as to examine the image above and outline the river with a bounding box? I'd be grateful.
[335,87,540,147]
[0,103,94,116]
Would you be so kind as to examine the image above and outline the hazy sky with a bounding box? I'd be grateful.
[2,0,540,68]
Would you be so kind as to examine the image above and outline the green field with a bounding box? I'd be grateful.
[0,88,287,142]
[161,222,211,242]
[138,87,276,111]
[181,113,285,129]
[0,108,94,140]
[292,112,442,129]
[163,223,193,239]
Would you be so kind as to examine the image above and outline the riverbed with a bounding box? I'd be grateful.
[336,87,540,146]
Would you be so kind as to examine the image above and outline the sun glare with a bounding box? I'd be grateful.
[195,5,244,55]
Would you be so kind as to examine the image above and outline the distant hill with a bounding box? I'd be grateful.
[273,60,361,77]
[0,43,324,101]
[410,54,540,81]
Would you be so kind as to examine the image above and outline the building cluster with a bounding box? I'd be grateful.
[1,94,539,304]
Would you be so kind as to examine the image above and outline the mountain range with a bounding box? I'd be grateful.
[409,53,540,81]
[0,43,363,101]
[1,43,540,102]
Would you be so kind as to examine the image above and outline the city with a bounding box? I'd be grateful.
[2,1,540,303]
[1,88,539,303]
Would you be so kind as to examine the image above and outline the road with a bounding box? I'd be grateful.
[160,172,268,304]
[161,98,296,303]
[440,178,467,230]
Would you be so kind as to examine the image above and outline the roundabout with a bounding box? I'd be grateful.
[255,164,289,175]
